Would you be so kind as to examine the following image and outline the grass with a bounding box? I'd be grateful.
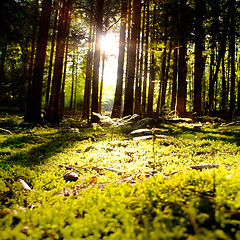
[0,113,240,239]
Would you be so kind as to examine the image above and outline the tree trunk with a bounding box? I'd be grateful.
[111,0,128,118]
[134,1,143,115]
[46,0,71,123]
[123,0,141,117]
[25,0,39,114]
[91,0,104,123]
[193,0,205,115]
[176,0,187,116]
[171,46,178,111]
[141,0,149,116]
[98,33,106,114]
[45,2,59,108]
[83,0,94,121]
[25,0,52,123]
[229,0,236,119]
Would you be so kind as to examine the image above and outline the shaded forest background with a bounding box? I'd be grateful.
[0,0,240,124]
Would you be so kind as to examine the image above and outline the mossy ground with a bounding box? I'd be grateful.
[0,113,240,239]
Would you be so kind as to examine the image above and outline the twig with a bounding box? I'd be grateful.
[0,128,12,134]
[92,166,124,173]
[168,164,231,175]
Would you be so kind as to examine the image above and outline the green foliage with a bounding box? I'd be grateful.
[0,114,240,239]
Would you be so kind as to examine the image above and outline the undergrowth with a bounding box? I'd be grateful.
[0,113,240,239]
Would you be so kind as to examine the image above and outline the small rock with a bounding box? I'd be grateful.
[64,171,79,181]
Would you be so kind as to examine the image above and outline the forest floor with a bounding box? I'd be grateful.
[0,113,240,239]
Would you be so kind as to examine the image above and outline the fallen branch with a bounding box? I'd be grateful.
[0,128,12,134]
[92,166,124,174]
[168,164,231,175]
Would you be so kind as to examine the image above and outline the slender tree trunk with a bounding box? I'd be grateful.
[98,33,106,114]
[45,2,59,108]
[26,0,39,113]
[176,0,187,116]
[25,0,52,123]
[221,55,227,114]
[83,0,94,121]
[60,31,70,115]
[193,0,205,115]
[69,52,75,110]
[73,55,78,114]
[123,0,141,117]
[111,0,128,118]
[147,1,156,116]
[229,0,236,119]
[134,1,143,115]
[142,0,149,116]
[91,0,104,122]
[46,0,71,122]
[171,46,178,111]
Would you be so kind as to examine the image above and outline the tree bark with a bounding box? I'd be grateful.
[193,0,205,115]
[111,0,128,118]
[25,0,52,123]
[229,0,236,119]
[46,0,71,123]
[123,0,141,117]
[83,0,94,121]
[176,0,187,116]
[141,0,149,116]
[45,2,59,108]
[91,0,104,123]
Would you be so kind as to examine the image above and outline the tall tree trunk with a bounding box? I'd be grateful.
[147,1,156,116]
[25,0,52,123]
[69,51,75,110]
[91,0,104,123]
[25,0,39,114]
[83,0,94,121]
[111,0,128,118]
[221,55,227,114]
[193,0,205,115]
[123,0,141,116]
[46,0,71,123]
[134,1,143,115]
[98,33,106,114]
[171,46,178,111]
[141,0,149,116]
[229,0,236,119]
[176,0,187,116]
[73,55,78,114]
[45,2,59,108]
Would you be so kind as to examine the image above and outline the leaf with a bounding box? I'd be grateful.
[131,129,152,134]
[133,135,153,140]
[18,179,31,191]
[90,176,98,184]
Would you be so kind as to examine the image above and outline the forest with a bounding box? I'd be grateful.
[1,0,240,239]
[0,0,239,122]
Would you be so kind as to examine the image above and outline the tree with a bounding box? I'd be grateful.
[193,0,205,115]
[46,0,72,123]
[123,0,141,117]
[147,0,156,116]
[229,0,236,119]
[91,0,104,123]
[111,0,128,118]
[176,0,187,116]
[82,0,94,121]
[25,0,52,123]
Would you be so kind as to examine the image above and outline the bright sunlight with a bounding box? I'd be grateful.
[101,32,119,86]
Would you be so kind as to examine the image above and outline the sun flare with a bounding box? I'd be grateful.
[100,32,119,86]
